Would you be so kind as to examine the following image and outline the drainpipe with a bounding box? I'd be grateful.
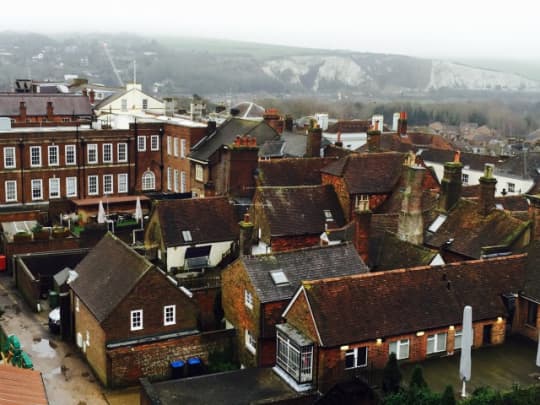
[133,119,138,192]
[18,138,24,203]
[159,126,164,191]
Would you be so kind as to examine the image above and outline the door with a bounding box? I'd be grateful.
[482,324,492,345]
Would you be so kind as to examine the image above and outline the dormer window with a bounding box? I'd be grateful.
[355,194,369,211]
[323,210,333,222]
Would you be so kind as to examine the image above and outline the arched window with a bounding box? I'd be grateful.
[142,170,155,191]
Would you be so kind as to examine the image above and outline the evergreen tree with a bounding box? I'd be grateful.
[409,365,428,391]
[441,385,456,405]
[382,353,402,394]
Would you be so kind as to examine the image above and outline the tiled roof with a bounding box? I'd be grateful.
[424,199,530,259]
[300,254,526,347]
[0,93,92,116]
[257,157,338,187]
[321,152,405,194]
[155,197,238,247]
[244,243,367,303]
[356,133,454,154]
[258,140,285,157]
[254,185,346,236]
[326,120,370,133]
[70,233,152,323]
[0,366,48,405]
[496,152,540,179]
[189,118,280,162]
[419,149,500,172]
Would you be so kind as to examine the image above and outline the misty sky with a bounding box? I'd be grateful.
[2,0,538,60]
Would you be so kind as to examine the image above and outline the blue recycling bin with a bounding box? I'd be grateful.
[170,360,185,379]
[187,357,204,377]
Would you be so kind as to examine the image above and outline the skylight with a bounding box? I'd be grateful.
[270,270,289,286]
[428,214,447,233]
[182,230,192,242]
[324,210,333,222]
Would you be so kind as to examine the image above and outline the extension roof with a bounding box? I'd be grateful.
[0,93,92,116]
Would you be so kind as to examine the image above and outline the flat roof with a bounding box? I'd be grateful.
[0,125,94,133]
[71,195,150,207]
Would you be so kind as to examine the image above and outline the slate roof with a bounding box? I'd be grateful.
[257,157,338,187]
[244,243,367,303]
[70,233,153,323]
[424,199,530,259]
[155,197,238,247]
[321,152,405,194]
[419,149,500,172]
[254,185,346,237]
[258,140,285,157]
[299,254,526,347]
[496,151,540,179]
[0,93,92,116]
[280,130,308,157]
[189,118,280,162]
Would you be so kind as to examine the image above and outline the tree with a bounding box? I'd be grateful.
[382,353,402,394]
[441,385,456,405]
[409,365,428,391]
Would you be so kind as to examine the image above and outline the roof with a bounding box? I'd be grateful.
[257,157,338,187]
[420,149,500,172]
[357,132,454,153]
[325,120,370,133]
[254,185,346,237]
[231,101,265,119]
[321,152,405,194]
[243,243,367,303]
[155,197,238,247]
[280,130,309,157]
[70,233,153,323]
[496,151,540,179]
[424,199,530,259]
[0,93,92,116]
[258,139,285,157]
[189,118,280,162]
[0,365,48,405]
[298,254,526,347]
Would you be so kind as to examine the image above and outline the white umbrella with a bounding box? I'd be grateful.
[97,200,106,224]
[135,197,143,229]
[536,331,540,367]
[459,305,473,397]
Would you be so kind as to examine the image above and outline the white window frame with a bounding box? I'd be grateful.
[389,339,410,360]
[5,180,17,202]
[88,175,98,196]
[87,144,98,164]
[117,143,127,163]
[137,136,146,152]
[48,145,59,166]
[142,98,148,110]
[103,143,113,163]
[31,179,43,201]
[30,146,42,167]
[3,147,16,169]
[276,330,313,383]
[142,171,155,191]
[49,178,60,199]
[462,173,469,185]
[118,173,128,193]
[454,330,463,350]
[167,136,172,155]
[195,164,204,182]
[173,137,179,157]
[167,167,172,191]
[65,144,76,165]
[180,171,186,193]
[427,332,447,355]
[103,174,113,194]
[173,169,179,192]
[180,139,186,158]
[151,135,159,151]
[163,305,176,326]
[508,182,515,193]
[130,309,143,331]
[345,347,368,369]
[245,329,257,354]
[66,177,77,197]
[244,289,253,310]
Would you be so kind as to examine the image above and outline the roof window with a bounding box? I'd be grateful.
[270,270,289,286]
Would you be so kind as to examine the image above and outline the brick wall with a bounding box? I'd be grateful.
[3,237,80,271]
[514,297,540,341]
[322,174,351,221]
[190,286,221,331]
[13,258,40,311]
[285,290,319,343]
[107,329,235,387]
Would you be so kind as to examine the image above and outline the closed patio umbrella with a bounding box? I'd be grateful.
[536,331,540,367]
[135,197,143,229]
[459,305,473,397]
[97,201,106,224]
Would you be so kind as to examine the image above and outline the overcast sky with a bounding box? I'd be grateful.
[2,0,538,60]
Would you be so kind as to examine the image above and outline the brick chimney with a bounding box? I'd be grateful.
[263,108,284,134]
[19,101,27,121]
[239,213,254,256]
[335,131,343,147]
[46,101,54,121]
[438,151,463,212]
[306,124,322,157]
[397,153,425,244]
[353,199,371,264]
[89,89,95,104]
[225,135,259,198]
[398,111,408,137]
[478,163,497,216]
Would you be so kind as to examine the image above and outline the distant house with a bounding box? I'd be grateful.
[221,243,368,368]
[70,233,201,387]
[144,197,238,272]
[94,83,165,117]
[277,254,525,393]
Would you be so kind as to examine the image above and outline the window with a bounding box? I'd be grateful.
[88,175,98,195]
[31,179,43,200]
[65,144,76,165]
[345,347,368,369]
[462,173,469,185]
[180,139,186,158]
[118,173,128,193]
[141,171,155,190]
[49,178,60,199]
[151,135,159,151]
[174,169,179,192]
[167,167,172,191]
[389,339,410,360]
[244,290,253,309]
[508,182,515,193]
[48,145,59,166]
[3,147,15,168]
[180,171,186,193]
[527,301,538,326]
[355,194,369,211]
[245,330,257,354]
[270,270,289,286]
[66,177,77,197]
[103,174,113,194]
[137,136,146,152]
[5,181,17,202]
[454,330,463,350]
[103,144,112,163]
[164,305,176,326]
[142,98,148,110]
[121,99,127,112]
[87,144,98,164]
[276,329,313,383]
[167,136,172,155]
[130,309,143,331]
[427,332,447,355]
[195,164,204,182]
[30,146,41,167]
[173,137,179,156]
[117,143,127,162]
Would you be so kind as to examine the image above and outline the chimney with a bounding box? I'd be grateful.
[89,89,95,104]
[239,213,254,256]
[19,101,27,121]
[353,202,371,264]
[478,163,497,216]
[284,115,294,131]
[263,108,284,134]
[306,124,322,157]
[398,111,408,137]
[47,101,54,121]
[335,131,343,147]
[397,153,425,244]
[366,128,381,152]
[527,194,540,241]
[438,151,463,212]
[206,121,217,135]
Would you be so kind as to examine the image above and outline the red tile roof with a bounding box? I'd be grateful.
[0,365,48,405]
[257,157,338,187]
